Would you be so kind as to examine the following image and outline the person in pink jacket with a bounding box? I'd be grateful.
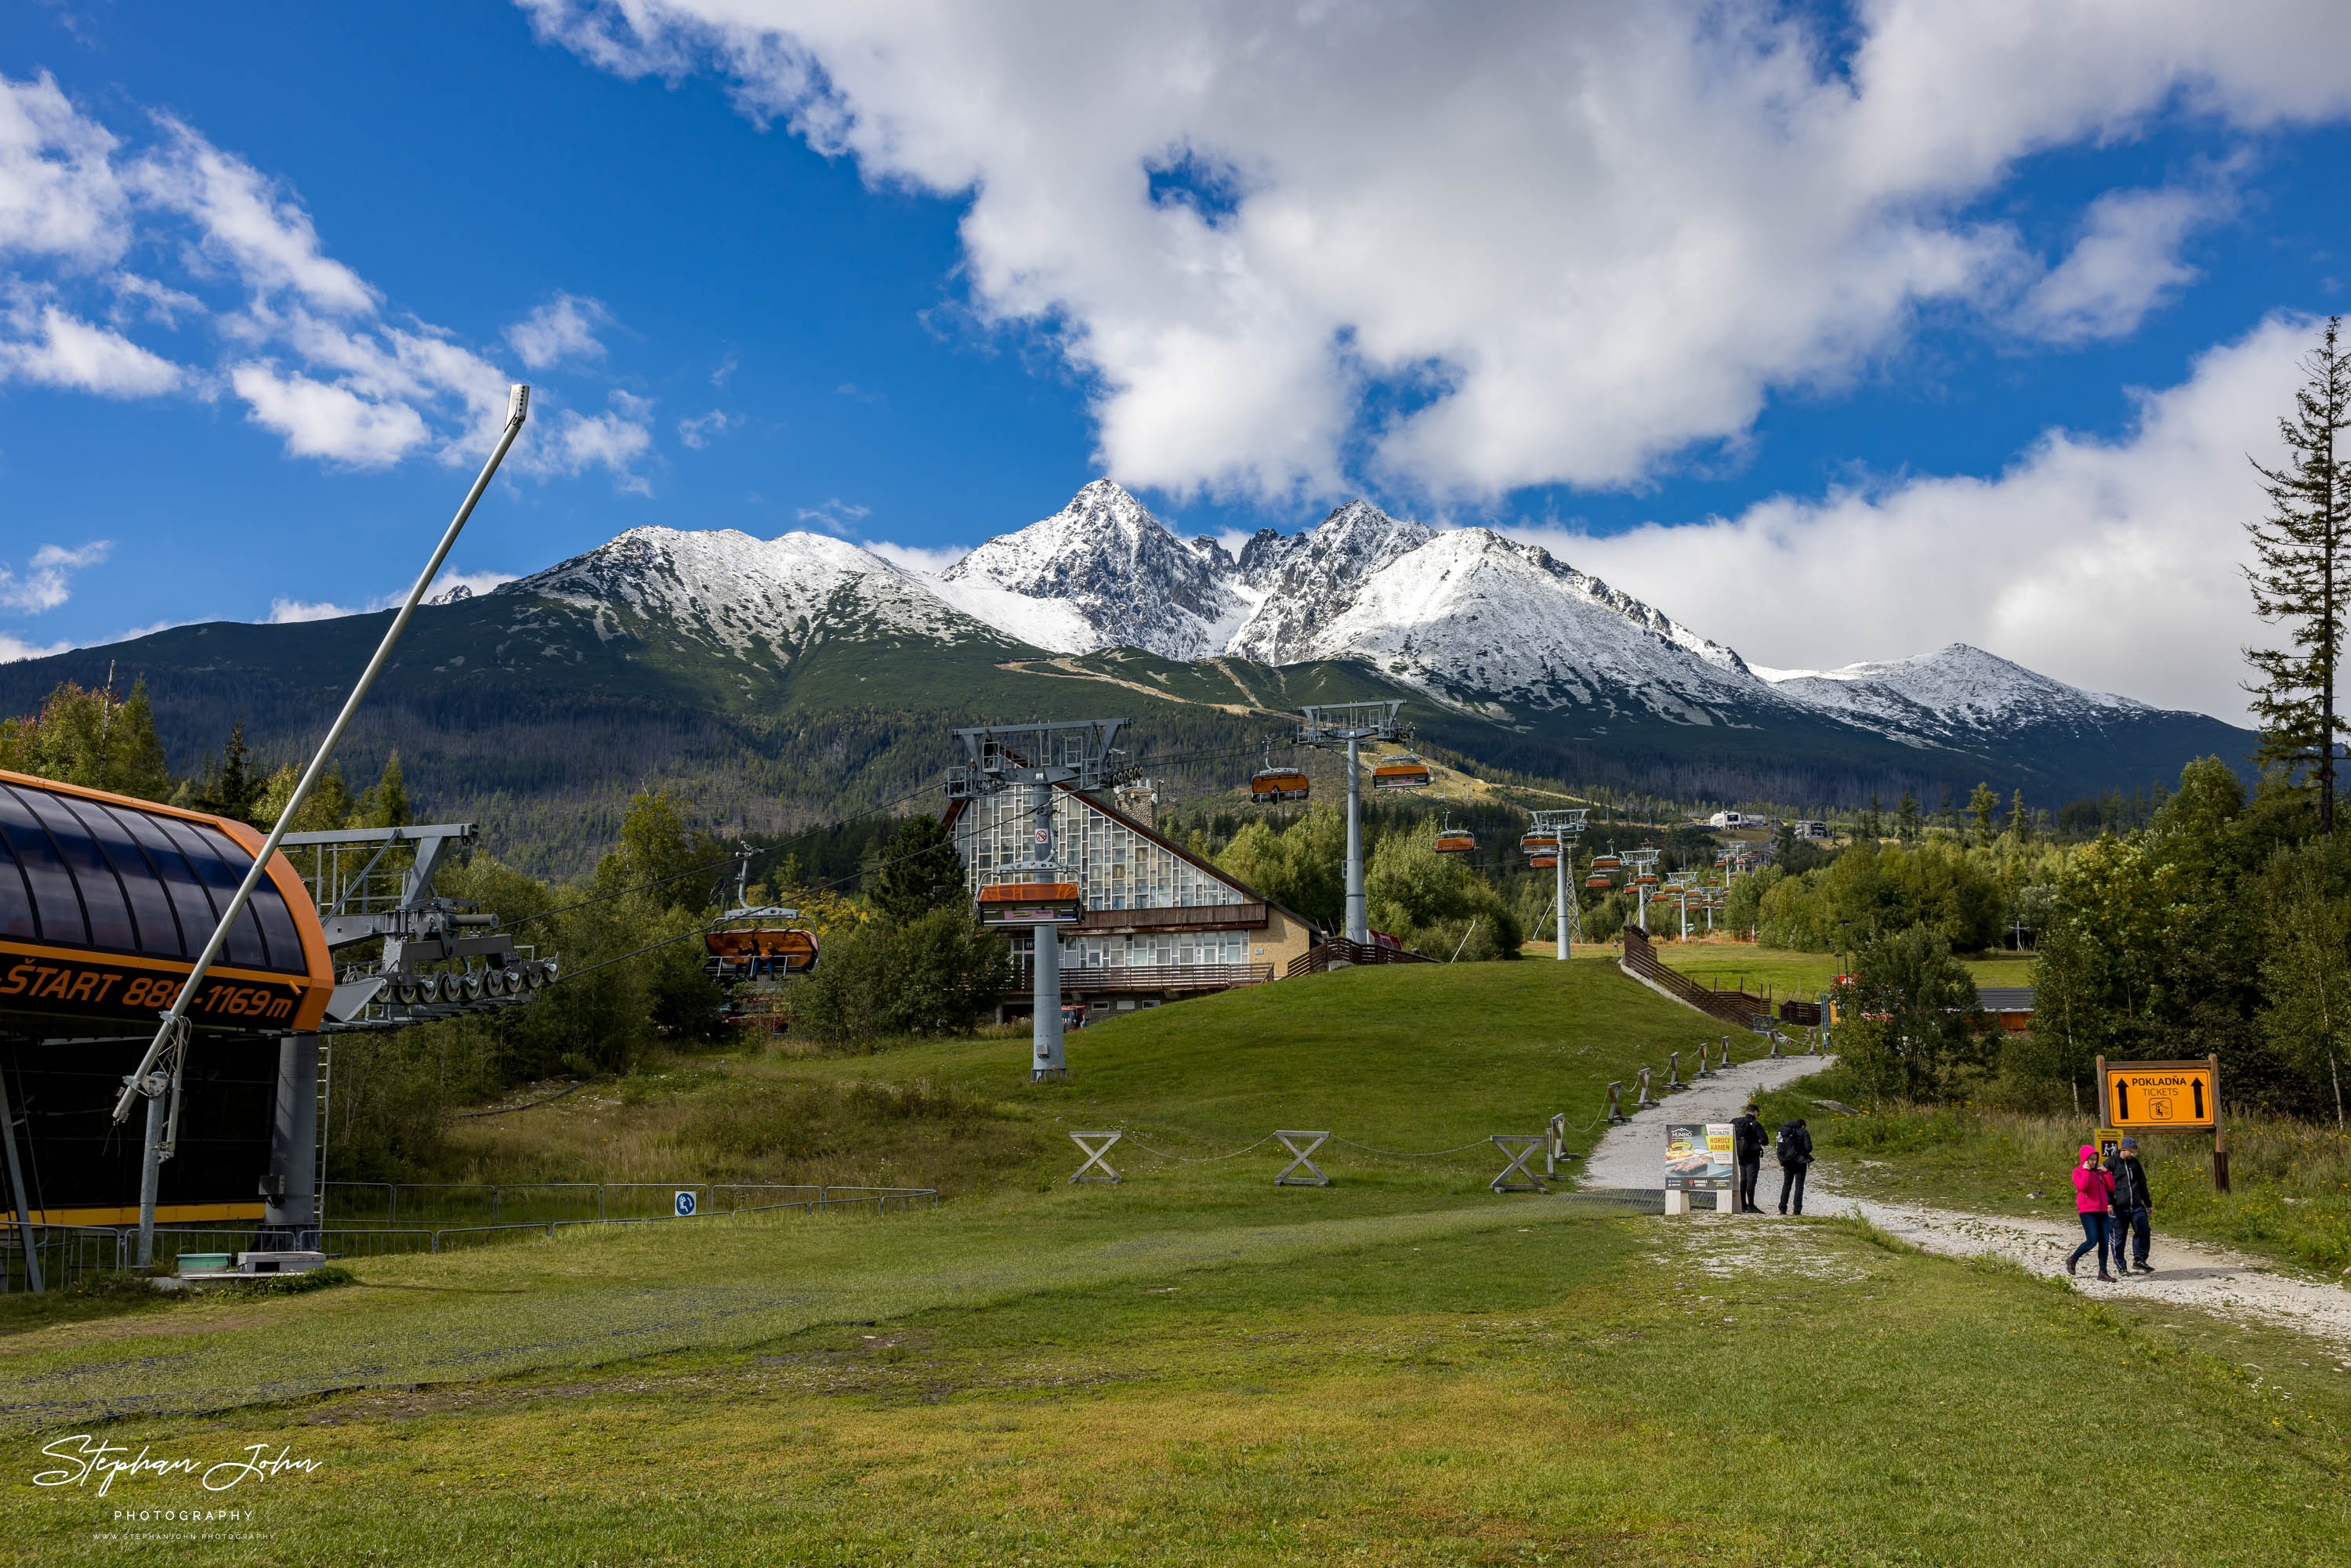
[2067,1144,2117,1282]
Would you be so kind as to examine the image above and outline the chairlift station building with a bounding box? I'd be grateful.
[944,780,1324,1019]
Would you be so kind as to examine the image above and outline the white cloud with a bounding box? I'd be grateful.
[132,117,375,313]
[677,407,733,447]
[505,292,611,369]
[0,539,110,614]
[862,538,966,574]
[0,71,129,266]
[2016,183,2229,343]
[795,498,869,534]
[266,596,360,624]
[522,0,2351,502]
[1528,315,2318,725]
[528,389,656,492]
[230,361,431,466]
[0,303,183,395]
[0,631,71,662]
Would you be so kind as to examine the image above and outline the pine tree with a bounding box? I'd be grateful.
[360,751,410,828]
[205,723,256,823]
[2244,317,2351,832]
[1896,790,1921,846]
[1968,781,1999,844]
[869,814,965,925]
[2007,788,2029,842]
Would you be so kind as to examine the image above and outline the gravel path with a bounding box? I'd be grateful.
[1579,1048,2351,1351]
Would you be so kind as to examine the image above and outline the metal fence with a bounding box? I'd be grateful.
[320,1180,921,1226]
[0,1186,940,1291]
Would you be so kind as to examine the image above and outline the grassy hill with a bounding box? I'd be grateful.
[5,960,2346,1563]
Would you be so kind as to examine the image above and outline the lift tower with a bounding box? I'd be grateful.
[1296,701,1409,945]
[1528,808,1589,958]
[948,719,1129,1081]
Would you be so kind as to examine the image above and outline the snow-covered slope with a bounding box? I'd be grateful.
[1755,644,2154,750]
[1226,500,1433,664]
[934,480,1252,659]
[498,526,995,661]
[1278,528,1785,725]
[486,484,2229,788]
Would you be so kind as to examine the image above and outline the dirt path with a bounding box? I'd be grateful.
[1580,1051,2351,1350]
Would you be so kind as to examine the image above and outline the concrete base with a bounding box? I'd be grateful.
[1713,1190,1737,1214]
[1664,1190,1690,1215]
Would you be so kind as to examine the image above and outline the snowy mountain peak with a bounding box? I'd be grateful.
[498,525,989,658]
[932,479,1251,659]
[1755,641,2153,748]
[1226,499,1434,662]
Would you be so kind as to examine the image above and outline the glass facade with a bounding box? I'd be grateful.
[951,790,1253,969]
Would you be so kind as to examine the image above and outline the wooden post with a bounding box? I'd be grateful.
[2210,1052,2230,1194]
[2093,1055,2106,1127]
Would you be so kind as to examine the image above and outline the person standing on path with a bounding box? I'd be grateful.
[2107,1137,2155,1274]
[1731,1102,1767,1214]
[1775,1116,1813,1215]
[2068,1143,2117,1282]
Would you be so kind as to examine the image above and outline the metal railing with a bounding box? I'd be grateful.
[319,1180,914,1226]
[0,1186,940,1289]
[1286,938,1433,977]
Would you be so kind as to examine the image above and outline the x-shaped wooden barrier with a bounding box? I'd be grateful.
[1067,1131,1123,1184]
[1273,1130,1331,1186]
[1489,1134,1549,1193]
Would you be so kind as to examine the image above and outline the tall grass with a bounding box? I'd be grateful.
[1771,1085,2351,1274]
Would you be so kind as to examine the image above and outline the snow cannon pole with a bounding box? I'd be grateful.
[114,386,530,1263]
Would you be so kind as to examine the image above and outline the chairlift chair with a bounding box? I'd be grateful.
[705,917,821,977]
[1591,854,1622,870]
[976,880,1085,927]
[1371,752,1433,790]
[1520,831,1559,855]
[1530,853,1559,870]
[1248,742,1310,804]
[1584,873,1613,889]
[1433,816,1476,854]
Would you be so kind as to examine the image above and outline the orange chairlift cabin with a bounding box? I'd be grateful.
[1433,817,1475,855]
[1248,743,1310,805]
[1529,853,1559,870]
[1590,853,1622,870]
[1371,753,1433,791]
[1584,872,1613,889]
[704,853,822,978]
[1520,828,1559,855]
[976,877,1085,928]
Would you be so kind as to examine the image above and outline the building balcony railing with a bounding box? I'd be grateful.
[1015,961,1274,994]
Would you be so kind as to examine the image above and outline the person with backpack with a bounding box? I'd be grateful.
[2106,1137,2155,1274]
[1775,1117,1813,1215]
[1730,1102,1767,1213]
[2067,1143,2117,1282]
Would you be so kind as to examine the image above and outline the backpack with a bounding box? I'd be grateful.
[1733,1115,1765,1157]
[1775,1123,1805,1164]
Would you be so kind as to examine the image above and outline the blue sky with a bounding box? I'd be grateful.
[3,2,2348,720]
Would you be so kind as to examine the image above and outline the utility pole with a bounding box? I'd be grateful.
[1298,702,1407,945]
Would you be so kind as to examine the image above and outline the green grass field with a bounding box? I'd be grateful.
[7,958,2348,1565]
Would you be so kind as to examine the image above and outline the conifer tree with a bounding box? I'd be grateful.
[1968,781,1999,844]
[2244,317,2351,831]
[868,814,965,926]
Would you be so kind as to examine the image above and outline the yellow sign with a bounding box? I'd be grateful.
[2103,1063,2216,1128]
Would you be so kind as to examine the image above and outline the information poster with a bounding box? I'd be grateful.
[1665,1123,1735,1190]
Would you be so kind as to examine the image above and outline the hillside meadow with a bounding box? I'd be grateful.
[5,959,2346,1565]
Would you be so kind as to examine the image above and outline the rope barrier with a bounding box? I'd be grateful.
[1328,1135,1494,1158]
[1122,1134,1277,1163]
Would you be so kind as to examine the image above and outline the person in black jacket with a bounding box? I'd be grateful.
[1731,1103,1767,1213]
[1776,1117,1813,1215]
[2106,1137,2155,1274]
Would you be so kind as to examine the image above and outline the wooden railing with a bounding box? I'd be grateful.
[1286,939,1433,978]
[1061,963,1273,993]
[1619,927,1773,1030]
